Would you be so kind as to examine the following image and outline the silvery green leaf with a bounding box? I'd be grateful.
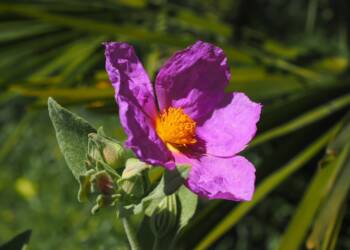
[48,97,96,180]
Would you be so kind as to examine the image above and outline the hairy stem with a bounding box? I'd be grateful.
[122,217,140,250]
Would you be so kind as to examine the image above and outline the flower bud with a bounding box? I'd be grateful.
[89,170,119,214]
[88,133,126,169]
[119,175,146,200]
[119,158,150,199]
[91,170,115,195]
[122,158,150,179]
[102,142,125,169]
[150,194,178,239]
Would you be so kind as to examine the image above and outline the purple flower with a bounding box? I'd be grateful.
[105,41,262,201]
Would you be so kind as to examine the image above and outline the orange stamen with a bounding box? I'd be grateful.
[156,107,197,150]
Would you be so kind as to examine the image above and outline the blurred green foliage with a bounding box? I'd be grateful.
[0,0,350,249]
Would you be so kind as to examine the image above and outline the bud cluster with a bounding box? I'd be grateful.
[78,128,150,214]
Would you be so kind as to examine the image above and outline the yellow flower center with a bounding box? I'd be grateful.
[156,107,197,149]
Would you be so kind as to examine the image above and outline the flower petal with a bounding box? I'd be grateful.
[105,42,175,169]
[155,41,230,121]
[176,155,256,201]
[119,97,175,169]
[105,42,157,118]
[197,92,262,157]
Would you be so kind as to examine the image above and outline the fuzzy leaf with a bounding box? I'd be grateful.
[48,97,96,180]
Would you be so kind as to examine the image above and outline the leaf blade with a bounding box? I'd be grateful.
[48,97,96,180]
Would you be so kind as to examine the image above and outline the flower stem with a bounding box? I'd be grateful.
[152,236,159,250]
[122,217,140,250]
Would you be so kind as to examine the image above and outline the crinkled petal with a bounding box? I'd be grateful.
[105,42,157,118]
[197,92,262,157]
[175,154,256,201]
[105,42,174,169]
[155,41,230,121]
[119,96,175,169]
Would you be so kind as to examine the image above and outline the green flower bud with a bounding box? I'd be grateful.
[119,158,150,199]
[102,143,125,169]
[88,132,126,169]
[122,158,150,179]
[119,176,146,199]
[150,194,178,239]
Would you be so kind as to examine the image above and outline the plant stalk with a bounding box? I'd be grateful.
[152,236,159,250]
[122,217,140,250]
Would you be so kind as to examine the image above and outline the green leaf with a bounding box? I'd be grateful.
[277,149,345,250]
[0,230,32,250]
[250,93,350,148]
[323,202,346,250]
[149,187,197,250]
[147,184,198,250]
[177,186,198,232]
[327,118,350,154]
[175,9,231,37]
[48,97,96,180]
[149,194,178,239]
[0,3,193,47]
[164,165,190,195]
[0,21,57,42]
[0,113,33,163]
[12,86,113,101]
[306,142,350,250]
[278,119,350,250]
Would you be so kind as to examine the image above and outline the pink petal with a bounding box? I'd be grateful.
[175,154,256,201]
[197,92,262,157]
[120,97,175,169]
[155,41,230,121]
[105,42,175,169]
[105,42,157,118]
